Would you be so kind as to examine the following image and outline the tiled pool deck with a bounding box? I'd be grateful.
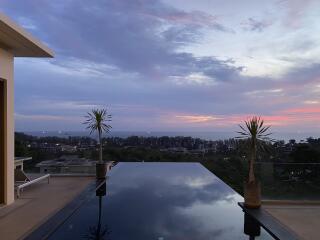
[0,176,93,240]
[263,201,320,240]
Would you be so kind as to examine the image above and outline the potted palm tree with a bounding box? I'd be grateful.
[237,116,271,208]
[84,108,112,179]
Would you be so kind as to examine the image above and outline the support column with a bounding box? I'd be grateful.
[0,48,14,205]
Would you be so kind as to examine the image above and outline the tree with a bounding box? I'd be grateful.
[237,116,272,183]
[84,109,112,163]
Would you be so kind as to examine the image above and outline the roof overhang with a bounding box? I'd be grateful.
[0,13,54,57]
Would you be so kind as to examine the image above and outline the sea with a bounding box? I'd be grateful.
[22,131,320,142]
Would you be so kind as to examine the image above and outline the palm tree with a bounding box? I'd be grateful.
[84,109,112,163]
[237,116,271,183]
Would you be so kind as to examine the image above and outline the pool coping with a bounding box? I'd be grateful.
[23,180,98,240]
[238,202,300,240]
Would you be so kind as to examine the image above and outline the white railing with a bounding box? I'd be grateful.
[16,174,50,198]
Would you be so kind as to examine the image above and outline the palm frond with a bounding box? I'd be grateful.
[238,116,272,142]
[237,116,273,164]
[83,108,112,136]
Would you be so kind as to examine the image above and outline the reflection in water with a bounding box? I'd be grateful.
[83,180,111,240]
[243,212,261,240]
[48,163,274,240]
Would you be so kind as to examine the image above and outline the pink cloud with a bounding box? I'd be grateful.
[175,115,221,123]
[164,106,320,130]
[281,0,315,28]
[282,106,320,114]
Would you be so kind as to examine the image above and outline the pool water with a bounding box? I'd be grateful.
[47,162,274,240]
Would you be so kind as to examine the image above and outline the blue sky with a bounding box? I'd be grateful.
[1,0,320,132]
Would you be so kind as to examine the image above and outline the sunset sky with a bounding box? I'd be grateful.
[1,0,320,133]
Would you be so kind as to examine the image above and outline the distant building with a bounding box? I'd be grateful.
[36,155,97,174]
[60,145,77,153]
[161,147,188,153]
[14,157,32,170]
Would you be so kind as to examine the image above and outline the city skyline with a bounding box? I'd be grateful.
[1,0,320,132]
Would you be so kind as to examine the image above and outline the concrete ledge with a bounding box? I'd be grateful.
[263,203,320,239]
[50,174,96,177]
[238,202,300,240]
[262,200,320,206]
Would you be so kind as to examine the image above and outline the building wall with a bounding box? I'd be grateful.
[0,48,14,205]
[0,79,5,202]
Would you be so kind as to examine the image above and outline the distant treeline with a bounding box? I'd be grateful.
[15,132,320,163]
[15,132,320,197]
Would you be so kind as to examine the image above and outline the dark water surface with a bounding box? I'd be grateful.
[47,163,274,240]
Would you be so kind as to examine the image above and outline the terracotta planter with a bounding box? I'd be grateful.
[96,162,107,179]
[244,181,261,209]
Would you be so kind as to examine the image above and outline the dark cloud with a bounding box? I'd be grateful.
[1,0,239,82]
[241,17,271,32]
[280,63,320,85]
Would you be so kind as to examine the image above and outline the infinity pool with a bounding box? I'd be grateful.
[39,163,275,239]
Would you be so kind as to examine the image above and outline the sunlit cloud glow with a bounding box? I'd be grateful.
[0,0,319,134]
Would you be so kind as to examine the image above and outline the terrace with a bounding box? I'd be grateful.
[2,162,320,239]
[263,202,320,239]
[1,11,320,240]
[0,175,93,240]
[20,163,282,239]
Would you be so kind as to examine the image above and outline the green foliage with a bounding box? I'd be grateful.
[237,116,272,150]
[83,109,112,135]
[290,144,320,163]
[15,139,29,157]
[237,116,272,182]
[202,157,246,195]
[83,108,112,162]
[101,147,197,162]
[14,132,320,199]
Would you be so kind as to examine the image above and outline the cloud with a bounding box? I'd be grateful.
[175,115,221,123]
[15,113,72,121]
[244,88,284,98]
[16,16,38,30]
[1,0,320,133]
[15,113,82,131]
[168,113,292,127]
[1,0,238,83]
[282,106,320,114]
[304,100,319,105]
[279,0,316,28]
[241,18,272,32]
